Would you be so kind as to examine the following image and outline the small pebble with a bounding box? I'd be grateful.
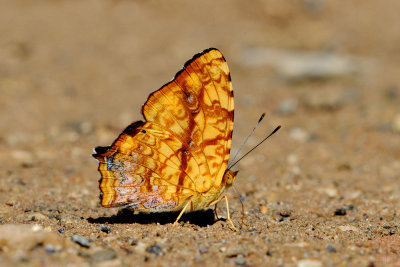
[266,250,273,256]
[297,259,322,267]
[0,224,62,251]
[146,244,163,256]
[6,200,17,206]
[235,254,246,266]
[289,127,309,142]
[240,47,369,81]
[26,212,47,221]
[71,234,90,248]
[100,225,111,234]
[279,210,291,217]
[326,244,336,252]
[91,249,117,262]
[277,98,298,115]
[199,246,209,254]
[323,187,338,198]
[44,244,57,254]
[334,208,347,216]
[134,242,147,254]
[57,228,64,234]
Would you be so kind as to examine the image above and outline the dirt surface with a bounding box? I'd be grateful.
[1,1,400,266]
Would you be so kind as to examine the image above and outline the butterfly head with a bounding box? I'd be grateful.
[223,169,239,187]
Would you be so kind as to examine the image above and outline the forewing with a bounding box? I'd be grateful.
[93,121,197,211]
[142,48,234,191]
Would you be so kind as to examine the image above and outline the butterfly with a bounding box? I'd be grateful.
[93,48,239,229]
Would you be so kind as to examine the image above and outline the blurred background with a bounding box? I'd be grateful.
[1,0,399,189]
[1,0,400,265]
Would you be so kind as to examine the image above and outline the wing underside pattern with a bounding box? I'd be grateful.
[94,121,198,210]
[93,48,234,212]
[142,48,234,192]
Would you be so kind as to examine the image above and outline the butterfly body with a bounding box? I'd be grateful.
[93,48,237,225]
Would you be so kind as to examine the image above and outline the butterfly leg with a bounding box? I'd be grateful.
[210,194,238,231]
[172,200,192,228]
[214,203,220,220]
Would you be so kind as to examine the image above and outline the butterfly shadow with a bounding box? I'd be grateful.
[87,208,219,227]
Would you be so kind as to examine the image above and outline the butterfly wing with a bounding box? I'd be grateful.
[93,48,234,211]
[93,121,197,211]
[142,48,234,192]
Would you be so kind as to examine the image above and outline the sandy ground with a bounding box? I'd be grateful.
[1,0,400,266]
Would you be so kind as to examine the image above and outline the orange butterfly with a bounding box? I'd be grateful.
[93,48,239,229]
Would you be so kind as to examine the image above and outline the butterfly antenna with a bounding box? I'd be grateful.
[228,113,266,169]
[228,125,281,170]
